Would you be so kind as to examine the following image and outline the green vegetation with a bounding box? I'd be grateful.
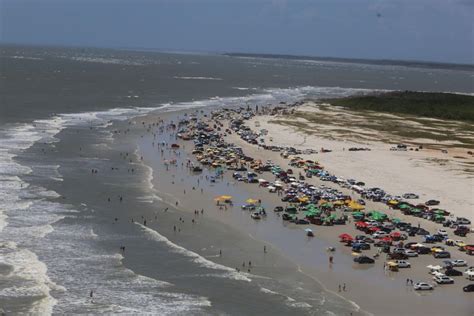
[325,91,474,122]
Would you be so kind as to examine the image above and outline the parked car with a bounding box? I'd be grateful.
[425,200,440,206]
[433,275,454,284]
[354,256,375,264]
[403,193,419,199]
[463,284,474,292]
[405,250,419,257]
[273,206,284,212]
[450,259,468,267]
[437,229,448,237]
[414,282,433,290]
[456,217,471,225]
[395,260,411,268]
[417,247,431,255]
[445,268,463,276]
[434,251,451,259]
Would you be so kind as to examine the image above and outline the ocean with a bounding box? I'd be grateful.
[0,44,473,315]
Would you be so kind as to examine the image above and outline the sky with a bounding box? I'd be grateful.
[1,0,473,64]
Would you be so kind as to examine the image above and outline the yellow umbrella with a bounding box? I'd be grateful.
[214,195,233,202]
[246,198,258,204]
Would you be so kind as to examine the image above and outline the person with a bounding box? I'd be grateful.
[338,285,341,292]
[144,220,147,226]
[329,256,333,264]
[406,278,410,285]
[343,283,346,291]
[264,246,266,253]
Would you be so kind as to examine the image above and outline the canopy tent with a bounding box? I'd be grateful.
[246,198,258,204]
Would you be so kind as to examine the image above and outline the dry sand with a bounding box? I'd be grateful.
[251,104,474,222]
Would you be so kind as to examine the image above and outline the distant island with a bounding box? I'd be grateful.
[324,91,474,122]
[224,52,474,71]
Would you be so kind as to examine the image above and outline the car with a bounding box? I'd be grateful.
[241,204,256,210]
[414,282,434,291]
[372,232,388,239]
[455,240,466,248]
[450,259,467,267]
[273,206,284,212]
[456,217,471,225]
[405,250,419,257]
[431,246,445,253]
[425,200,440,206]
[434,251,451,259]
[463,284,474,292]
[433,275,454,284]
[445,268,463,276]
[416,246,431,254]
[437,229,448,237]
[354,256,375,264]
[403,193,419,199]
[395,260,411,268]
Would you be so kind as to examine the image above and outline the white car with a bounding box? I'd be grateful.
[437,229,448,237]
[372,232,388,238]
[405,250,419,257]
[433,275,454,284]
[450,259,467,267]
[414,282,434,290]
[395,260,411,268]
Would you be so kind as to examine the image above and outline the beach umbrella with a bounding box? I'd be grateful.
[391,218,401,223]
[246,198,258,204]
[214,195,232,202]
[304,228,313,233]
[355,221,368,228]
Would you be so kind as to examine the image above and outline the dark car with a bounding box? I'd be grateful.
[425,199,440,206]
[416,247,431,255]
[433,251,451,259]
[295,219,310,225]
[274,206,284,212]
[445,268,463,276]
[417,228,430,236]
[354,256,375,264]
[388,252,408,260]
[463,284,474,292]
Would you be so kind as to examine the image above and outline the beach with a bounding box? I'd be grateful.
[1,45,473,315]
[132,105,473,315]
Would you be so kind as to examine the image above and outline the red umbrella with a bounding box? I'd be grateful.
[368,226,380,232]
[355,221,368,227]
[381,236,393,242]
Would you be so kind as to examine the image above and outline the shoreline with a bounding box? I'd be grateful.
[133,105,473,315]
